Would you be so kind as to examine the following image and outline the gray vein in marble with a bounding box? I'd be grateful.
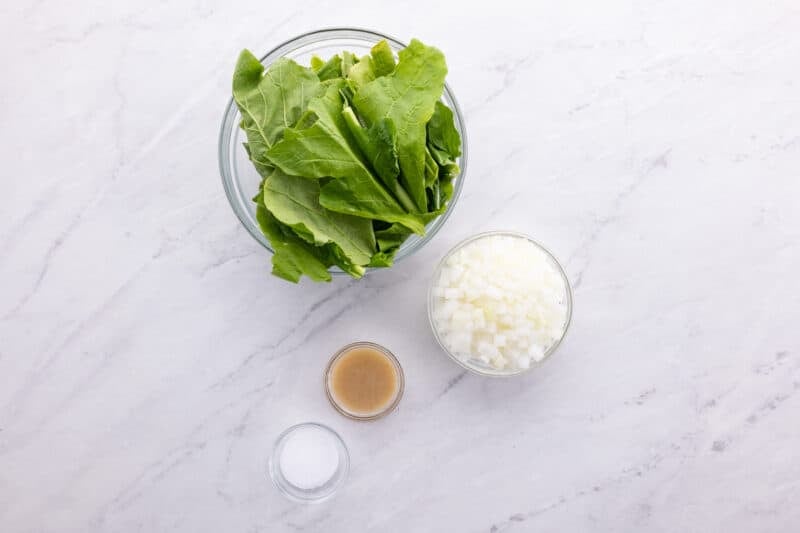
[93,381,275,527]
[286,512,332,532]
[0,194,49,253]
[216,381,275,500]
[200,249,259,277]
[2,173,121,319]
[51,21,105,45]
[437,370,468,399]
[466,53,539,115]
[459,144,528,205]
[208,280,358,390]
[95,441,208,526]
[569,148,672,290]
[2,210,83,319]
[4,35,133,323]
[1,263,149,453]
[212,270,409,392]
[487,429,703,532]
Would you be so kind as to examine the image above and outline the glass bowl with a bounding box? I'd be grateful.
[268,422,350,503]
[427,231,573,377]
[324,341,405,421]
[219,28,468,274]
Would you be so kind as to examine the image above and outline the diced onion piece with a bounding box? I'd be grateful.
[432,235,568,371]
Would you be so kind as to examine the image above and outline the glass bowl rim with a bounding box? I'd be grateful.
[218,27,468,275]
[324,341,405,421]
[427,230,574,377]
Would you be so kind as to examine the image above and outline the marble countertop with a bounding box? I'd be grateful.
[2,1,799,531]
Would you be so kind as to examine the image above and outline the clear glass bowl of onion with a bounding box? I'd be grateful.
[427,231,573,377]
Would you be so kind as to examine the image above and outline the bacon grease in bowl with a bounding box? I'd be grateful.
[325,342,404,420]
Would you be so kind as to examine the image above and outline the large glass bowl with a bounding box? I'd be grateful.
[219,28,468,273]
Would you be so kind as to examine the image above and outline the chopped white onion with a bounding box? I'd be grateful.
[431,234,568,371]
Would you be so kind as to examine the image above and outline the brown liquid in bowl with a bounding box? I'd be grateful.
[327,344,401,418]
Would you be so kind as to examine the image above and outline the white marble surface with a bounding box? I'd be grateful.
[2,1,799,531]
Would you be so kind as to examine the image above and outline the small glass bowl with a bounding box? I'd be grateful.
[219,28,468,274]
[268,422,350,503]
[427,231,573,377]
[324,342,405,421]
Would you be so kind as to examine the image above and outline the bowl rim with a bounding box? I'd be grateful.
[427,230,574,378]
[218,27,468,274]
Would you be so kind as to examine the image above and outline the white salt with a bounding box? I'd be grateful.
[279,426,340,490]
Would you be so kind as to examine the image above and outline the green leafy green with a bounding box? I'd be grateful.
[341,51,358,77]
[266,80,427,235]
[375,223,412,252]
[439,170,455,207]
[232,39,460,283]
[427,100,461,159]
[370,40,396,77]
[319,174,426,235]
[266,80,373,183]
[316,54,342,81]
[346,41,397,92]
[310,55,325,71]
[347,55,376,89]
[255,196,332,283]
[341,108,398,184]
[424,147,439,188]
[341,106,417,213]
[368,221,412,267]
[327,244,366,278]
[262,170,376,267]
[367,250,398,268]
[233,51,320,177]
[352,39,447,211]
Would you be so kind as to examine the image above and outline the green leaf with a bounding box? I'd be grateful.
[341,108,398,183]
[370,40,396,77]
[327,243,366,278]
[440,161,460,181]
[341,51,358,77]
[428,145,451,166]
[424,147,439,188]
[427,101,461,159]
[310,55,325,71]
[375,223,412,252]
[426,181,439,211]
[369,217,411,267]
[347,55,375,89]
[366,118,402,185]
[266,80,427,235]
[439,171,455,207]
[263,170,376,266]
[316,54,342,81]
[340,105,418,213]
[319,176,426,235]
[233,51,321,177]
[346,40,396,91]
[426,99,461,211]
[353,39,447,211]
[255,194,332,283]
[266,80,372,181]
[368,250,399,268]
